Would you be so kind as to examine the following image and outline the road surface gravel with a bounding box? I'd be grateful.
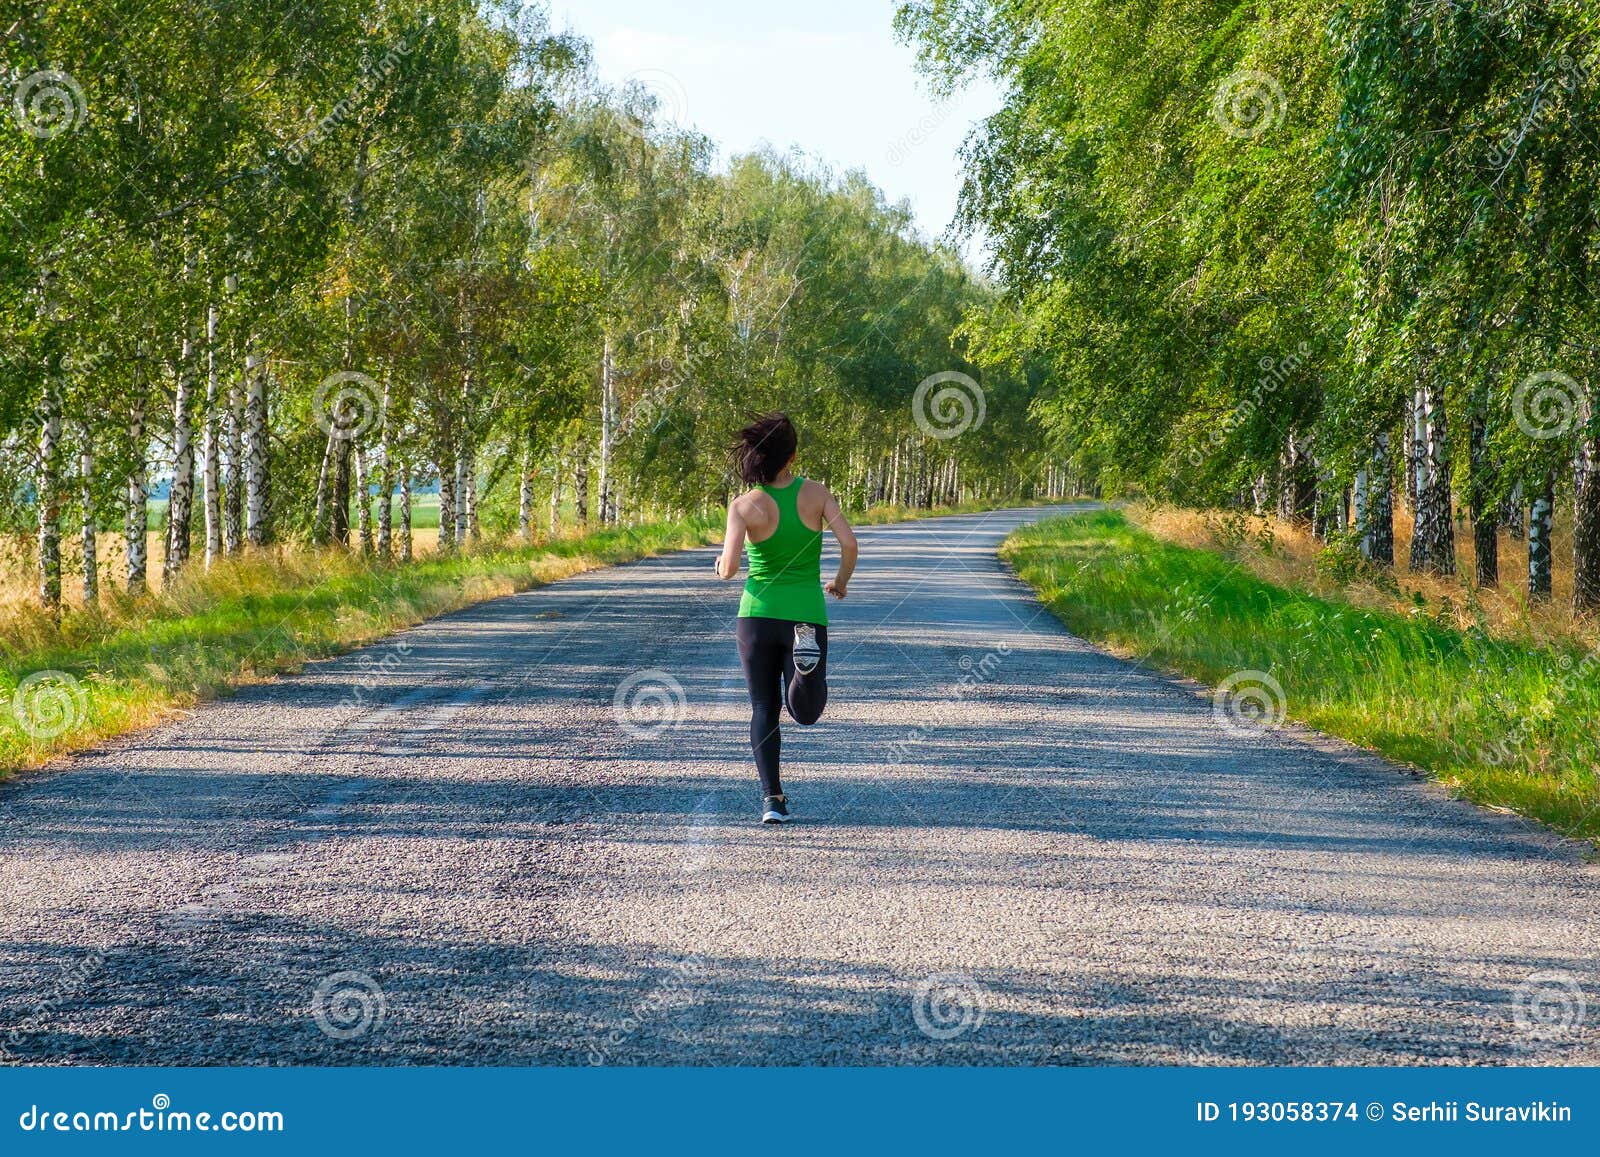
[1,505,1596,1065]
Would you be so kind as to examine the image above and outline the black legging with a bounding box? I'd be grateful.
[735,616,829,797]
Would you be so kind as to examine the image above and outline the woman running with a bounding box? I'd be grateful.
[714,414,858,824]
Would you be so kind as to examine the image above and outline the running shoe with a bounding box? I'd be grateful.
[761,794,791,824]
[792,623,821,675]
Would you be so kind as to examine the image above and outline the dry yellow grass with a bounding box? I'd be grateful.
[1129,502,1598,651]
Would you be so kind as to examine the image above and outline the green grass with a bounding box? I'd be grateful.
[1001,509,1600,845]
[0,518,718,776]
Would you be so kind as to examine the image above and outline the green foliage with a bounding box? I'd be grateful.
[898,0,1600,518]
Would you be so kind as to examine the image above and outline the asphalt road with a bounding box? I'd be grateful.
[1,504,1596,1065]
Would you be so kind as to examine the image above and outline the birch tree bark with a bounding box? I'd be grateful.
[37,374,63,615]
[1408,384,1455,575]
[1572,390,1600,614]
[1358,431,1394,565]
[354,444,374,556]
[574,447,589,528]
[598,336,616,525]
[312,424,338,546]
[202,303,222,567]
[1469,407,1498,588]
[376,380,393,560]
[398,462,413,563]
[518,440,535,542]
[125,383,148,592]
[1279,431,1315,525]
[1529,474,1554,602]
[79,421,97,607]
[165,328,197,582]
[549,454,563,537]
[223,363,243,555]
[243,350,269,547]
[436,427,457,557]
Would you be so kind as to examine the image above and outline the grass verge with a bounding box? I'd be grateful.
[0,519,718,777]
[1001,509,1600,845]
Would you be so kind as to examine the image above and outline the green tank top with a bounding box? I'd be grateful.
[739,477,827,625]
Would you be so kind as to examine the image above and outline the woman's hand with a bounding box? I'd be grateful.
[825,578,848,599]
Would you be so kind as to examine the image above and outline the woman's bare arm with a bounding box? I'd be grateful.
[821,488,857,598]
[715,499,748,579]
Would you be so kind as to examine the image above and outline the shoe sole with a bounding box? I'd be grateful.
[793,655,820,675]
[761,812,792,824]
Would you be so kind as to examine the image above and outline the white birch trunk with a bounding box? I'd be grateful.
[202,303,222,567]
[355,444,373,555]
[79,421,97,606]
[598,336,616,525]
[518,442,534,542]
[165,330,197,581]
[125,385,148,592]
[223,361,243,554]
[243,350,269,546]
[37,376,62,613]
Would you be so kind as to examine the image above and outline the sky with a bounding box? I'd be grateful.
[544,0,1001,264]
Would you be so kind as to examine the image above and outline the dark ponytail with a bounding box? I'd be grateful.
[733,413,798,486]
